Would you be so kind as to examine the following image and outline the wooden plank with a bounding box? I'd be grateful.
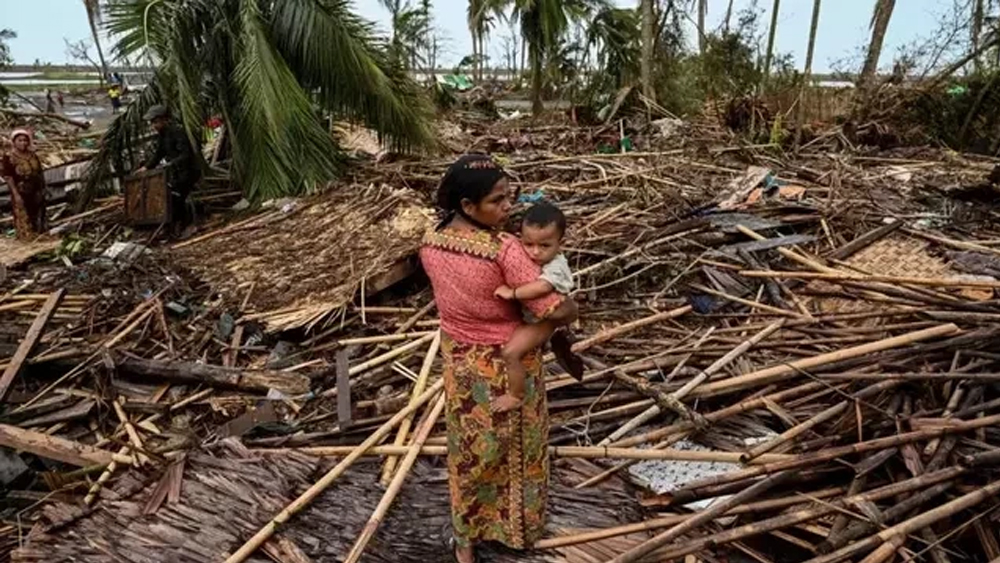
[0,289,65,401]
[336,350,352,430]
[0,423,127,467]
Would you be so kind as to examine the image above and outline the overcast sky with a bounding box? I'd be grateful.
[3,0,943,73]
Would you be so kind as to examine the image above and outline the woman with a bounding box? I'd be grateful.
[420,155,578,563]
[1,130,47,240]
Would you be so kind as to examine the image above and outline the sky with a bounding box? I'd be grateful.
[2,0,944,73]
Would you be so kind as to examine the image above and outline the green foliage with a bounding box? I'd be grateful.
[509,0,606,113]
[584,8,641,98]
[87,0,434,203]
[888,73,1000,153]
[0,29,15,106]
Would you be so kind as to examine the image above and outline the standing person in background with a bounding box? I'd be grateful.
[109,85,122,114]
[1,130,47,239]
[56,91,65,110]
[44,89,55,114]
[136,105,201,239]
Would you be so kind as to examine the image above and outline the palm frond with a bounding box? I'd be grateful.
[232,0,342,200]
[270,0,434,151]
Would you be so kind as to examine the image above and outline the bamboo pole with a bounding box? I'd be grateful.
[741,378,903,463]
[318,332,437,399]
[818,480,956,554]
[256,444,793,464]
[691,284,808,319]
[223,378,444,563]
[739,269,1000,289]
[381,330,440,484]
[570,306,692,353]
[652,467,966,562]
[535,486,846,549]
[344,395,446,563]
[577,381,830,489]
[674,409,1000,493]
[693,324,958,398]
[808,479,1000,563]
[609,471,795,563]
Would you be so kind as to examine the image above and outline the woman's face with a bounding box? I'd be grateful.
[13,135,29,152]
[462,177,511,228]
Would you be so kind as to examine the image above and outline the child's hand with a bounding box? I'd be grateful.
[494,285,515,300]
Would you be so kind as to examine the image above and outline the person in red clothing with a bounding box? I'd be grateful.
[419,155,578,563]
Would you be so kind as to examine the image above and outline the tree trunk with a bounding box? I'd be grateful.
[471,29,479,79]
[697,0,708,54]
[762,0,781,93]
[640,0,656,102]
[479,33,487,79]
[85,3,109,86]
[858,0,895,91]
[794,0,822,149]
[723,0,735,33]
[531,49,544,116]
[972,0,984,74]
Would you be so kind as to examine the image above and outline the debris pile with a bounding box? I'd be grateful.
[2,117,1000,562]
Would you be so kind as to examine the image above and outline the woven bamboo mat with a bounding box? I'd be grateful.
[805,236,959,317]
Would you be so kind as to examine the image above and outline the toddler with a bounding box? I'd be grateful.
[493,201,582,413]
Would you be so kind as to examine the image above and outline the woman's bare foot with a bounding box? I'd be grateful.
[454,544,475,563]
[490,393,524,413]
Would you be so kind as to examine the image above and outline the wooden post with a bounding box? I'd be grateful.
[0,423,128,467]
[0,289,64,401]
[336,350,351,430]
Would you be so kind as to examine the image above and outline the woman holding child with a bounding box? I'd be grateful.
[419,155,578,563]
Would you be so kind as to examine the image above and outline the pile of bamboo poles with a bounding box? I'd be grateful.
[6,116,1000,562]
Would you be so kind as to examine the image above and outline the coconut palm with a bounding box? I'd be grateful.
[586,7,641,95]
[468,0,505,80]
[86,0,434,203]
[510,0,604,115]
[858,0,895,91]
[83,0,110,85]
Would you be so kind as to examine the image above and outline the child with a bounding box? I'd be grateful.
[492,201,582,413]
[109,86,122,114]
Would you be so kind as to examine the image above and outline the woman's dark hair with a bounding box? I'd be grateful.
[523,201,567,237]
[435,154,507,228]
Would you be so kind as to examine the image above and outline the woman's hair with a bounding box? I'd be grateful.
[436,154,506,213]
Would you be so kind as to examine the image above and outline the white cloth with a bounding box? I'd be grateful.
[540,253,574,295]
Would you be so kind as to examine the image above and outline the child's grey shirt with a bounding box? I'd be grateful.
[540,253,574,294]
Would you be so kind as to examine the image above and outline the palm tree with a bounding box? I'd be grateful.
[468,0,505,80]
[587,7,641,95]
[83,0,110,85]
[858,0,895,91]
[87,0,434,203]
[973,0,985,74]
[794,0,822,148]
[510,0,603,115]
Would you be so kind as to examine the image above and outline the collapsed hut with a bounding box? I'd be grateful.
[2,115,1000,562]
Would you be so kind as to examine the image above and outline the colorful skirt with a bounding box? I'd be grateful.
[441,335,549,549]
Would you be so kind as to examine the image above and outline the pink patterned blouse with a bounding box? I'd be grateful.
[420,227,564,345]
